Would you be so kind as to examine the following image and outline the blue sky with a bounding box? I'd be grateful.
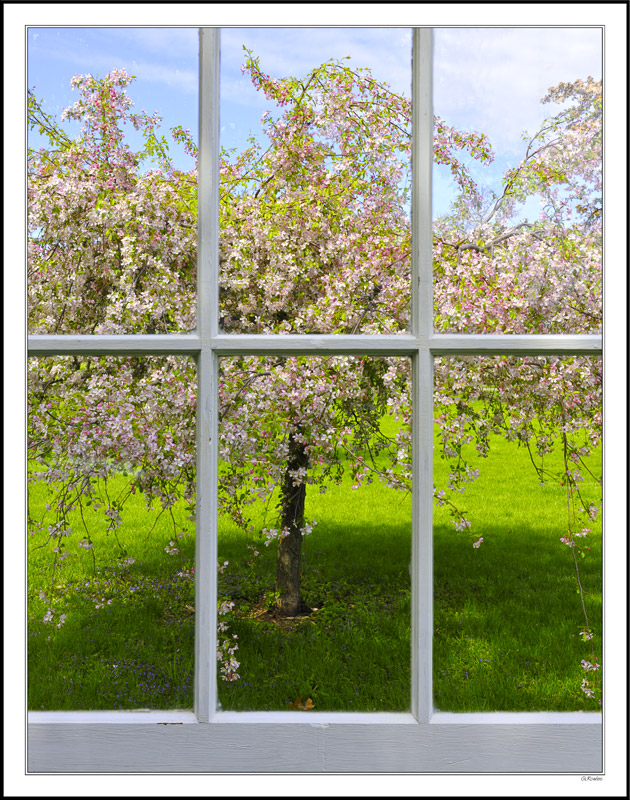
[433,27,601,215]
[27,26,601,219]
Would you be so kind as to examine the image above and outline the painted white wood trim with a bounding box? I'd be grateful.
[27,333,603,357]
[194,27,221,722]
[212,711,418,724]
[28,710,198,724]
[197,27,220,346]
[411,28,435,724]
[429,334,603,355]
[26,333,201,355]
[25,26,604,773]
[27,716,602,772]
[412,27,434,345]
[209,333,419,354]
[27,709,599,726]
[413,349,434,723]
[194,350,218,721]
[430,711,601,725]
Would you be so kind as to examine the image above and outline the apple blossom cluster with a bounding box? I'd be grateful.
[261,520,318,547]
[218,353,412,549]
[220,53,502,338]
[28,70,196,338]
[217,600,240,681]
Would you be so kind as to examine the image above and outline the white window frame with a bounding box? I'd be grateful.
[27,27,603,773]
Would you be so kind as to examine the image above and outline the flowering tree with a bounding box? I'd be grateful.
[28,60,602,694]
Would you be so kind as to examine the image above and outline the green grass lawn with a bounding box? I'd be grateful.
[432,433,602,711]
[27,421,602,713]
[27,479,196,711]
[216,469,412,712]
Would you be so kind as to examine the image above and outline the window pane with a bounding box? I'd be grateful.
[27,355,196,710]
[219,29,411,335]
[432,355,602,711]
[217,355,411,711]
[433,29,602,335]
[27,28,198,335]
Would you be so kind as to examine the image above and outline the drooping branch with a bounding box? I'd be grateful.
[438,222,534,266]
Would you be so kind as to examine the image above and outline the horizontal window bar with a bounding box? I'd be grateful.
[26,333,202,356]
[429,334,603,355]
[213,334,602,356]
[27,709,600,725]
[430,711,602,725]
[209,334,419,355]
[28,333,602,357]
[28,710,198,725]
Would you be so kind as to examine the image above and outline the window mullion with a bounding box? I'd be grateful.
[195,26,221,722]
[412,27,434,344]
[411,27,434,723]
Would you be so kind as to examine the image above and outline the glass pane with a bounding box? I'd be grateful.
[433,355,602,711]
[219,28,411,334]
[217,355,411,711]
[433,29,602,335]
[27,28,198,335]
[27,356,196,710]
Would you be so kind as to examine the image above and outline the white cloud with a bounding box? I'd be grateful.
[127,61,197,94]
[115,27,198,54]
[434,28,602,154]
[28,28,198,95]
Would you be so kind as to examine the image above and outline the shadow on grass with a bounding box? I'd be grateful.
[28,512,601,713]
[218,518,412,712]
[218,514,601,711]
[433,521,602,711]
[28,565,195,711]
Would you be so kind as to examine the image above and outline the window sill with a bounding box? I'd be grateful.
[27,710,602,772]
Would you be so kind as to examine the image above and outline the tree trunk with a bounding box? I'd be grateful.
[276,432,309,616]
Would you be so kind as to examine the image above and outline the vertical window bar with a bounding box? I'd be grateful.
[411,27,434,723]
[195,27,221,722]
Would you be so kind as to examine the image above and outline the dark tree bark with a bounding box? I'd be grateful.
[276,432,309,616]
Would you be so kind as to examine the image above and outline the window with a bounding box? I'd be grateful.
[18,14,623,783]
